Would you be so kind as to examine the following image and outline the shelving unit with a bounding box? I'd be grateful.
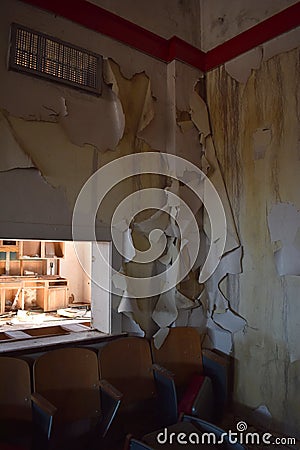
[0,240,65,276]
[0,276,69,313]
[0,240,67,312]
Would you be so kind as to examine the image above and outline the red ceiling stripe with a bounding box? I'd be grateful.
[168,37,206,70]
[20,0,170,60]
[20,0,300,72]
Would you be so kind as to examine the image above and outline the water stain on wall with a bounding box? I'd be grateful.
[206,47,300,438]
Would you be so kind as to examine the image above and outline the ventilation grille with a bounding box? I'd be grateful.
[9,24,102,94]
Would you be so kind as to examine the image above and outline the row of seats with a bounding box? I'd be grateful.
[0,327,233,450]
[0,347,121,450]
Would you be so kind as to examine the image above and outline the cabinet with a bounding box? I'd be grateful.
[0,240,19,253]
[0,241,20,276]
[0,241,68,312]
[0,240,65,276]
[47,286,68,311]
[0,276,69,313]
[19,241,65,259]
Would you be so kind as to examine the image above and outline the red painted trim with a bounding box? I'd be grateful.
[20,0,170,60]
[168,37,206,70]
[20,0,300,72]
[205,2,300,70]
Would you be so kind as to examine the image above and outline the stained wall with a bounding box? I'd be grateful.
[0,0,299,438]
[206,47,300,437]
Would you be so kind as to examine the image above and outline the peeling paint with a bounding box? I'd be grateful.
[225,47,263,84]
[5,115,95,207]
[268,202,300,276]
[0,111,35,171]
[253,127,272,160]
[206,48,300,437]
[263,26,300,61]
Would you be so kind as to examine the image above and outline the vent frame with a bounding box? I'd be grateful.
[9,23,102,95]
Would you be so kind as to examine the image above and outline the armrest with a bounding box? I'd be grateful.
[152,363,175,380]
[98,379,122,437]
[202,349,229,366]
[31,392,57,440]
[202,349,230,420]
[31,392,57,416]
[99,379,123,401]
[152,364,178,426]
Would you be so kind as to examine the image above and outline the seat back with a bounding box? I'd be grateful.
[0,357,32,422]
[151,327,203,389]
[98,337,156,406]
[33,347,100,423]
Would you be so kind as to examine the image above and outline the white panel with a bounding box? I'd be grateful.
[91,241,112,333]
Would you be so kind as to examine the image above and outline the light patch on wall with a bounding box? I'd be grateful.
[213,309,246,334]
[205,318,233,354]
[0,111,34,171]
[0,168,71,229]
[253,127,272,160]
[59,87,125,151]
[190,89,211,139]
[204,137,240,254]
[5,115,95,208]
[225,47,262,84]
[263,27,300,62]
[268,202,300,276]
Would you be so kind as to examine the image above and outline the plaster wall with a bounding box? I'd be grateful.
[1,0,299,437]
[60,241,91,303]
[86,0,202,48]
[206,46,300,437]
[86,0,298,54]
[200,0,299,51]
[0,0,208,338]
[0,0,173,240]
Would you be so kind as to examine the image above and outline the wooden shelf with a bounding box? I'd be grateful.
[0,276,69,313]
[19,241,65,259]
[0,240,19,254]
[0,240,65,277]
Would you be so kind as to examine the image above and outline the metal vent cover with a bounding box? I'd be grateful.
[9,23,102,95]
